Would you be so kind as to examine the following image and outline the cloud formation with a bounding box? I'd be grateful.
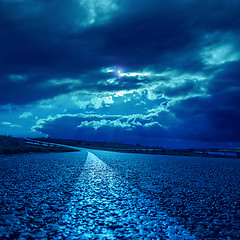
[1,122,21,128]
[19,112,33,119]
[1,0,240,147]
[33,112,168,144]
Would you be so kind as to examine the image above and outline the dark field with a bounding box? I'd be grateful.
[0,135,78,154]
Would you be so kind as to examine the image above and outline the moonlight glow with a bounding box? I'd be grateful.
[0,0,240,148]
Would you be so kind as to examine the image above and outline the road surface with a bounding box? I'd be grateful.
[0,148,239,239]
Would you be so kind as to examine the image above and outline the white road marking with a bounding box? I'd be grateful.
[61,152,195,239]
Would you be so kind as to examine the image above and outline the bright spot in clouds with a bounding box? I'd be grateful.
[102,66,150,78]
[1,0,240,148]
[201,43,240,66]
[119,72,150,77]
[79,0,118,25]
[19,112,33,119]
[101,67,115,73]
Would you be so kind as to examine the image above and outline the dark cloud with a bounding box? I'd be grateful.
[33,112,171,143]
[153,80,204,98]
[1,0,240,147]
[0,74,79,104]
[31,78,240,144]
[170,87,240,141]
[1,0,240,105]
[207,61,240,94]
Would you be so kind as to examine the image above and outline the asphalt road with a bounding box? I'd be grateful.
[0,149,239,239]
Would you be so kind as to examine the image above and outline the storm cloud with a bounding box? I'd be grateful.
[1,0,240,147]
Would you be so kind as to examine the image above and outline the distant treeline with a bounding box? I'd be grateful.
[2,135,239,158]
[34,137,240,158]
[0,135,78,154]
[35,137,164,150]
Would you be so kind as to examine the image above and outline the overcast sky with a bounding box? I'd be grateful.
[1,0,240,148]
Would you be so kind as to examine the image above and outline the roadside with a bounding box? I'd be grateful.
[0,135,79,154]
[34,137,240,159]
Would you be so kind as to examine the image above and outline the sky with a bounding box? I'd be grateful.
[1,0,240,148]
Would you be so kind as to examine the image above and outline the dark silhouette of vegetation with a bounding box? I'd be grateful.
[0,135,78,154]
[35,137,165,150]
[1,135,239,158]
[34,137,240,158]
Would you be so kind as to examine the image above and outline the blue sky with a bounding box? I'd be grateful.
[1,0,240,148]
